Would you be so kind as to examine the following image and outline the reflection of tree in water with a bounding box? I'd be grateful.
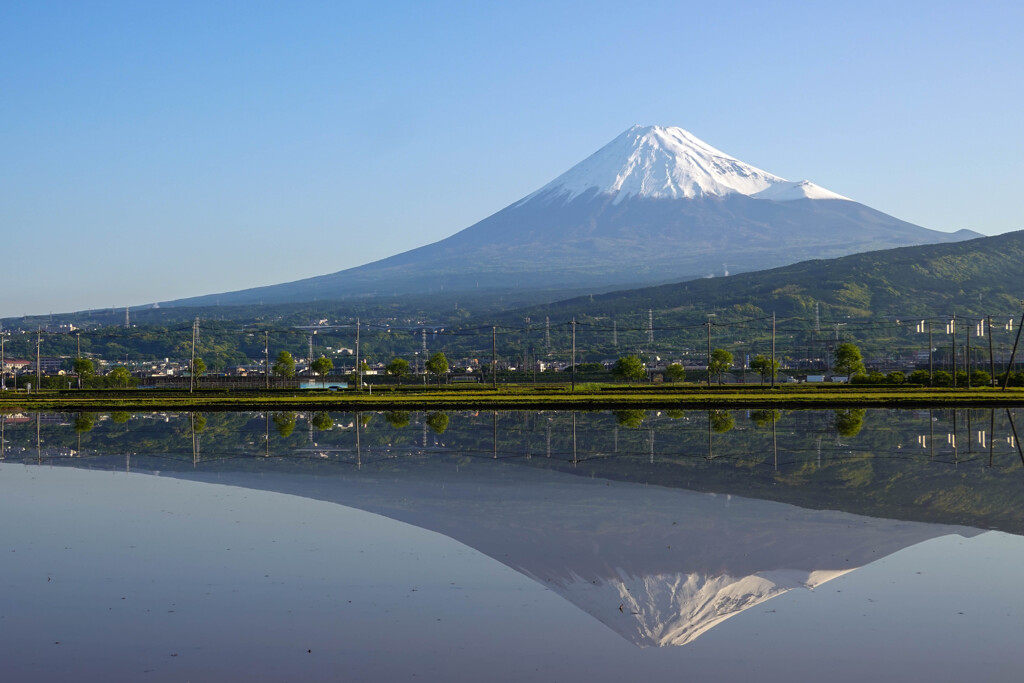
[310,412,333,431]
[750,410,782,428]
[110,411,131,424]
[614,409,646,429]
[272,412,297,437]
[384,411,411,429]
[191,414,207,432]
[709,410,734,433]
[664,409,686,420]
[835,409,866,438]
[425,412,449,435]
[73,413,96,433]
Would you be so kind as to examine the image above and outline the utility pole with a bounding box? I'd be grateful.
[264,331,270,389]
[929,321,933,385]
[76,332,82,389]
[966,318,972,389]
[771,312,776,389]
[706,318,712,387]
[1002,304,1024,390]
[190,317,198,394]
[988,315,996,386]
[492,326,497,390]
[571,319,576,392]
[36,329,41,390]
[951,314,957,387]
[308,335,314,376]
[0,333,5,391]
[355,318,361,391]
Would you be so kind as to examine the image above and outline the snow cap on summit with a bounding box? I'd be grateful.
[530,125,849,203]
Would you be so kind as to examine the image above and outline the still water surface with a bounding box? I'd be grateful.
[1,408,1023,681]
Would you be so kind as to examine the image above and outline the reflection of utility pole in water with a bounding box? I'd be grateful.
[706,411,713,461]
[613,425,618,454]
[492,411,497,460]
[190,412,198,467]
[815,436,822,468]
[126,453,130,473]
[953,409,959,466]
[966,410,973,455]
[929,409,935,458]
[355,412,362,469]
[989,409,995,467]
[1006,409,1024,466]
[546,420,551,458]
[36,413,41,464]
[265,413,270,458]
[572,411,577,466]
[772,411,778,471]
[649,426,654,464]
[422,419,428,449]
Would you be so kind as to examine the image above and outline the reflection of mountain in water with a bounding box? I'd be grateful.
[171,460,978,648]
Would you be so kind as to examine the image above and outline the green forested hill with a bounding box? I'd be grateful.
[508,229,1024,324]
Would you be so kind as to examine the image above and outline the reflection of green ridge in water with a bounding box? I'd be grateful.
[3,407,1023,534]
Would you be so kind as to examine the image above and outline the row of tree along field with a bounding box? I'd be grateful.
[12,340,1024,391]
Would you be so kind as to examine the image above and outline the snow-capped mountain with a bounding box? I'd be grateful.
[525,125,849,203]
[164,125,976,308]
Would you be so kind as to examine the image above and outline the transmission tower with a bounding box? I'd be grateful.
[613,320,618,348]
[125,306,130,328]
[647,309,654,344]
[545,317,551,352]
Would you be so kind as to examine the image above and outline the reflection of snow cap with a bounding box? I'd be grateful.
[554,568,854,648]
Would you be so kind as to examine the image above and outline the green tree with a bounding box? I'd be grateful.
[426,352,449,387]
[665,363,686,383]
[386,358,410,386]
[273,351,296,378]
[908,369,931,385]
[310,412,333,430]
[708,348,733,385]
[932,370,954,387]
[191,357,206,386]
[750,355,779,385]
[971,369,992,387]
[886,371,906,384]
[73,358,94,388]
[833,343,865,376]
[108,366,131,388]
[311,356,333,388]
[612,356,646,383]
[425,411,449,434]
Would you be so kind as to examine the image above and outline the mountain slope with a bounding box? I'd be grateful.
[165,125,976,308]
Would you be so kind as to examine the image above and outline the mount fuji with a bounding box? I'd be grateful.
[166,125,978,307]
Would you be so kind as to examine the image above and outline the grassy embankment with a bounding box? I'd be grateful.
[2,383,1023,412]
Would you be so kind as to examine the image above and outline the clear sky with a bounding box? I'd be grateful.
[2,0,1021,318]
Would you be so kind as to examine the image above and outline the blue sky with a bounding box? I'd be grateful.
[2,1,1021,318]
